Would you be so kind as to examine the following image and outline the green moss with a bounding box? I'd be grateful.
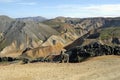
[43,21,67,33]
[99,27,120,40]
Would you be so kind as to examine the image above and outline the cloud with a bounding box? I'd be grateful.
[17,2,37,5]
[85,4,120,12]
[44,4,120,17]
[0,0,37,6]
[0,0,19,3]
[48,4,120,12]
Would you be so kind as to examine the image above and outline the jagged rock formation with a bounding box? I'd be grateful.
[66,42,120,63]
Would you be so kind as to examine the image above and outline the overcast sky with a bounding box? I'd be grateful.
[0,0,120,18]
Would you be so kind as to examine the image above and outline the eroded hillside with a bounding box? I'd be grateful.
[0,16,120,58]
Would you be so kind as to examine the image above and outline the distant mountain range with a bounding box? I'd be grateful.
[16,16,47,22]
[0,15,120,58]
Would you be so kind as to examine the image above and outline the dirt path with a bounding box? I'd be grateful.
[0,55,120,80]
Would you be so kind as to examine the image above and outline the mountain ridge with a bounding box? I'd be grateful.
[16,16,47,22]
[0,15,120,58]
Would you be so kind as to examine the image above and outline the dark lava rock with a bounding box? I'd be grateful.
[66,42,120,62]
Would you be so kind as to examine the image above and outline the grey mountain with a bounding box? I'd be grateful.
[0,16,58,55]
[16,16,47,22]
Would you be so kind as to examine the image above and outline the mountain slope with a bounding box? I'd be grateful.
[1,16,120,58]
[43,17,120,50]
[65,27,120,50]
[0,16,59,56]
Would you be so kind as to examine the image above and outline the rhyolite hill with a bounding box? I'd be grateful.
[0,15,120,58]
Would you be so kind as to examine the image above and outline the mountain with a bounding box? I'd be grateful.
[16,16,47,22]
[0,16,59,57]
[65,27,120,49]
[0,15,14,32]
[45,17,120,31]
[43,17,120,49]
[0,15,120,58]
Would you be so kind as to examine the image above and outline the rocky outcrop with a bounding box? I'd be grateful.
[66,42,120,62]
[0,57,17,62]
[20,42,120,63]
[112,38,120,44]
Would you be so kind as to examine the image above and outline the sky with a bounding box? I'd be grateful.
[0,0,120,18]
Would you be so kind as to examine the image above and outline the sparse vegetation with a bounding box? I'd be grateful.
[99,27,120,40]
[0,56,120,80]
